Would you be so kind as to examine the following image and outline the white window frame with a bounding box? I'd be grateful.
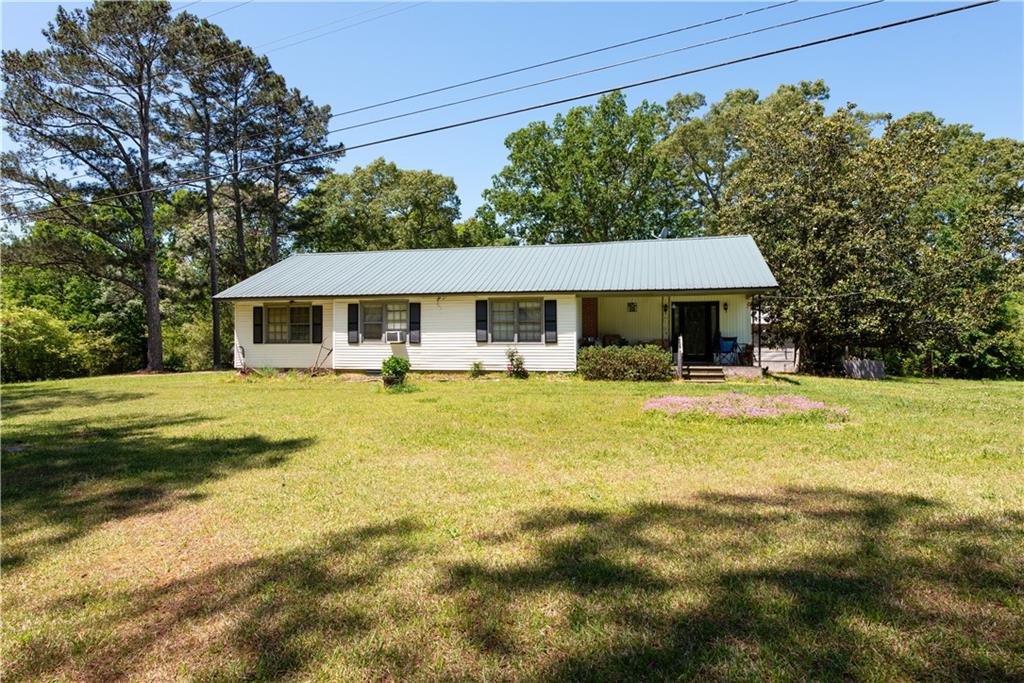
[489,298,543,344]
[264,303,314,344]
[360,301,408,343]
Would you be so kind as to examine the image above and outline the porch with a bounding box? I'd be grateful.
[576,293,760,371]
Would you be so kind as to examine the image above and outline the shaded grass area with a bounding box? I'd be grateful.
[2,372,1022,681]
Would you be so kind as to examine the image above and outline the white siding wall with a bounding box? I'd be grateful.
[233,300,334,369]
[332,295,578,372]
[232,292,758,371]
[596,293,753,345]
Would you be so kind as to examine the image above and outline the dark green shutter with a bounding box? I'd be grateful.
[409,302,421,344]
[475,300,488,342]
[544,300,557,344]
[311,305,323,344]
[253,306,263,344]
[347,303,359,344]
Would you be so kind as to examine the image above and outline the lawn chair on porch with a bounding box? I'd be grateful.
[713,336,740,366]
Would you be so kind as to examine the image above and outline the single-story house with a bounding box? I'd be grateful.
[214,235,778,372]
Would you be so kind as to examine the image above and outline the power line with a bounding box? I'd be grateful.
[327,0,884,138]
[172,0,203,14]
[201,0,254,21]
[184,1,428,78]
[263,2,428,56]
[1,0,783,183]
[327,0,798,120]
[250,0,411,52]
[4,0,999,220]
[8,1,430,170]
[195,0,880,170]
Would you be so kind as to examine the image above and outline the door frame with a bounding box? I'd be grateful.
[671,301,719,363]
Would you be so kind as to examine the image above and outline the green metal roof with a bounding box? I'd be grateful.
[214,235,777,299]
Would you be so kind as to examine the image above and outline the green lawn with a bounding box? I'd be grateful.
[2,372,1022,681]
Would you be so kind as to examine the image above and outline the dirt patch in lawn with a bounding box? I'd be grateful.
[644,392,848,419]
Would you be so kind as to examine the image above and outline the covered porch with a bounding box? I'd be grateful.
[576,292,763,369]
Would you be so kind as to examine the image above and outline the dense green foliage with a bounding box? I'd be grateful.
[484,92,694,243]
[381,355,411,385]
[483,85,1023,377]
[577,344,674,381]
[1,1,1019,380]
[0,306,89,382]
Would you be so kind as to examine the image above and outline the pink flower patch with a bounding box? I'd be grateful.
[644,392,848,419]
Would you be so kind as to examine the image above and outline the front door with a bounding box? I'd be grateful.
[671,302,718,362]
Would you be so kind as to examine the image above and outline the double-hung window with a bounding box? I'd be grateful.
[491,299,542,343]
[266,305,314,343]
[361,302,408,341]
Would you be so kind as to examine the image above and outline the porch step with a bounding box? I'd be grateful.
[681,365,726,383]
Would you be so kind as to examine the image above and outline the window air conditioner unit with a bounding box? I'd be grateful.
[385,330,405,344]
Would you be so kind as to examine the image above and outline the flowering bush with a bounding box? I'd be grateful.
[506,347,528,378]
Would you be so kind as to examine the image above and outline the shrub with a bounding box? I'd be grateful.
[468,360,485,378]
[0,305,87,382]
[577,344,673,381]
[506,347,528,378]
[382,355,411,386]
[163,313,214,372]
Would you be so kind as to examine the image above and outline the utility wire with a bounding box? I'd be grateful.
[263,2,428,56]
[194,0,880,171]
[5,2,429,175]
[172,0,203,15]
[1,0,787,184]
[328,0,883,138]
[251,0,410,52]
[328,0,798,120]
[4,0,999,220]
[201,0,254,21]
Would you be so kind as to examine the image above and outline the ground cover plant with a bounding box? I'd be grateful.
[644,392,849,420]
[2,372,1022,681]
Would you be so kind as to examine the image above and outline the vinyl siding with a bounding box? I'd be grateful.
[596,293,752,345]
[332,295,577,372]
[233,301,334,369]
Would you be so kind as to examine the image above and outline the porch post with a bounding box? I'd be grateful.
[757,295,763,370]
[676,334,684,379]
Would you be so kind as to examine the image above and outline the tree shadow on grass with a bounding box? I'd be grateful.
[445,488,1024,681]
[1,384,150,418]
[2,413,311,570]
[7,519,426,682]
[5,488,1022,681]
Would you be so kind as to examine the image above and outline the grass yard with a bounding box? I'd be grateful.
[2,371,1023,681]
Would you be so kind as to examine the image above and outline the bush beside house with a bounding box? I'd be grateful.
[577,345,674,381]
[381,355,411,386]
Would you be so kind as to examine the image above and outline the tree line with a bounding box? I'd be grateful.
[2,1,1021,380]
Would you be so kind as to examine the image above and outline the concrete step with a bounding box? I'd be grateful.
[681,365,726,382]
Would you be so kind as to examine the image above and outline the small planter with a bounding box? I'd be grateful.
[382,374,403,387]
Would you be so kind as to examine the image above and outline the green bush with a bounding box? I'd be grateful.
[468,360,485,378]
[577,344,673,381]
[382,355,411,385]
[505,347,528,378]
[0,305,88,382]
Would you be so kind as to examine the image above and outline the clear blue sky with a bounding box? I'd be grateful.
[2,1,1021,215]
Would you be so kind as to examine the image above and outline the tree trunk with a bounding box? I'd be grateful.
[270,162,281,264]
[203,108,221,368]
[139,86,162,371]
[139,190,163,371]
[231,165,247,279]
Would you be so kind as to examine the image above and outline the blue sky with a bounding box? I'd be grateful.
[2,1,1021,215]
